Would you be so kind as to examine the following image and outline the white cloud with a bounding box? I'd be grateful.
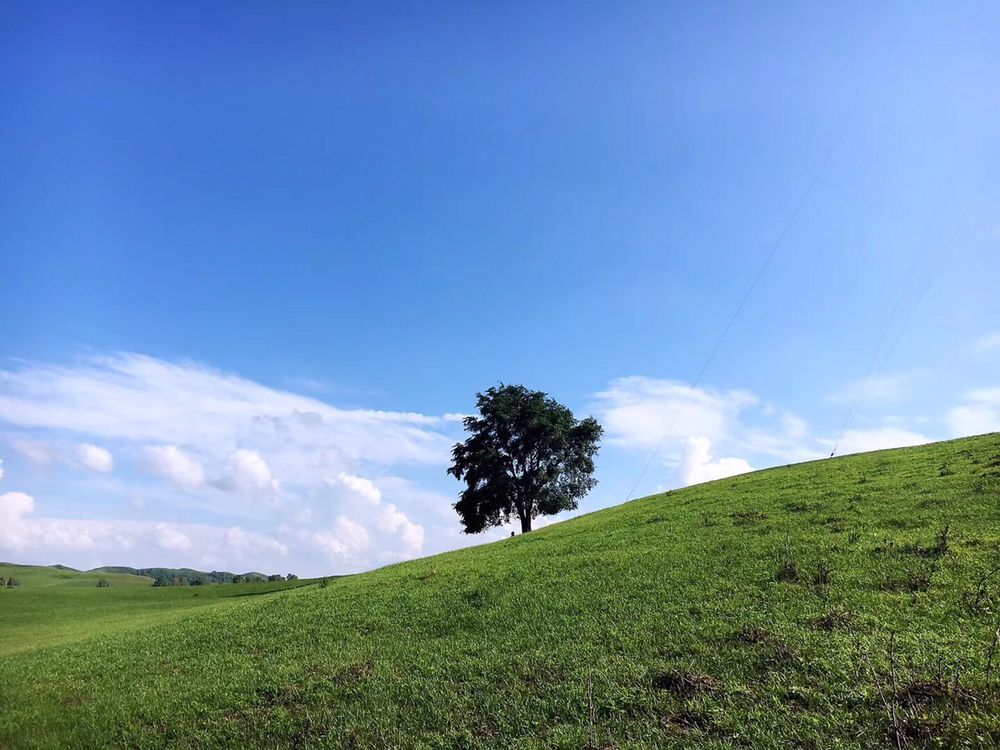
[156,524,191,551]
[973,331,1000,353]
[20,351,990,577]
[373,476,457,524]
[594,376,757,450]
[12,440,53,467]
[592,376,820,467]
[0,353,459,574]
[0,490,287,565]
[327,471,426,560]
[945,388,1000,436]
[219,449,279,494]
[377,503,425,557]
[144,445,206,488]
[0,492,35,549]
[678,437,754,486]
[75,443,114,472]
[0,353,452,468]
[590,375,952,491]
[312,516,371,559]
[818,427,931,455]
[334,471,382,505]
[1,348,992,576]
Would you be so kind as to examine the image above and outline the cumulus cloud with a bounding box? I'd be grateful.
[594,377,757,450]
[376,503,425,557]
[144,445,206,488]
[818,427,931,455]
[946,388,1000,436]
[144,445,279,496]
[592,376,796,486]
[218,449,279,494]
[590,374,948,489]
[333,472,382,505]
[312,516,371,559]
[75,443,114,472]
[679,437,754,486]
[13,352,985,576]
[0,353,461,574]
[0,490,287,565]
[0,492,35,547]
[325,471,426,561]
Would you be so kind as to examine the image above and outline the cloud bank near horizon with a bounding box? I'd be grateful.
[1,351,996,575]
[0,353,460,575]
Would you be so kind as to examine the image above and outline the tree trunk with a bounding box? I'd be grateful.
[520,515,532,533]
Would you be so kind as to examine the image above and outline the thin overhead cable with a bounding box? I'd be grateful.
[829,167,984,457]
[877,186,981,373]
[623,89,866,503]
[827,178,954,456]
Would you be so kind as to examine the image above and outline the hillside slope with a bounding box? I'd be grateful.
[0,562,152,589]
[91,566,272,585]
[1,434,999,748]
[0,564,309,657]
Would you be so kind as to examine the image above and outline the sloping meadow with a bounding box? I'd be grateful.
[1,434,999,748]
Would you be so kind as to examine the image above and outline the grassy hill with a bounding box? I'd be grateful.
[0,564,310,657]
[91,566,273,585]
[1,433,999,748]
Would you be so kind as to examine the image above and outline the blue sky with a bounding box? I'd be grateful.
[1,2,999,576]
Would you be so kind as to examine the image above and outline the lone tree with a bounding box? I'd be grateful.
[448,384,603,534]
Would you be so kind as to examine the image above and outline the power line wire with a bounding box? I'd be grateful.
[829,163,985,456]
[827,178,952,456]
[623,88,866,503]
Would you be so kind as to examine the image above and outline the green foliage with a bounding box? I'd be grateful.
[95,579,109,588]
[448,384,603,533]
[93,566,268,586]
[0,434,999,749]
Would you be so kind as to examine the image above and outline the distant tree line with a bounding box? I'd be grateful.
[0,571,300,589]
[149,572,297,587]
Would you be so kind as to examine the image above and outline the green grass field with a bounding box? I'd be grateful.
[2,433,999,748]
[0,564,311,657]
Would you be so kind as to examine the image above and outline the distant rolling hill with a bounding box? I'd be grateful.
[0,563,314,658]
[1,433,999,748]
[0,562,152,589]
[90,566,272,585]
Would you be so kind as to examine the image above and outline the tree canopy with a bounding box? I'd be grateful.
[448,384,603,534]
